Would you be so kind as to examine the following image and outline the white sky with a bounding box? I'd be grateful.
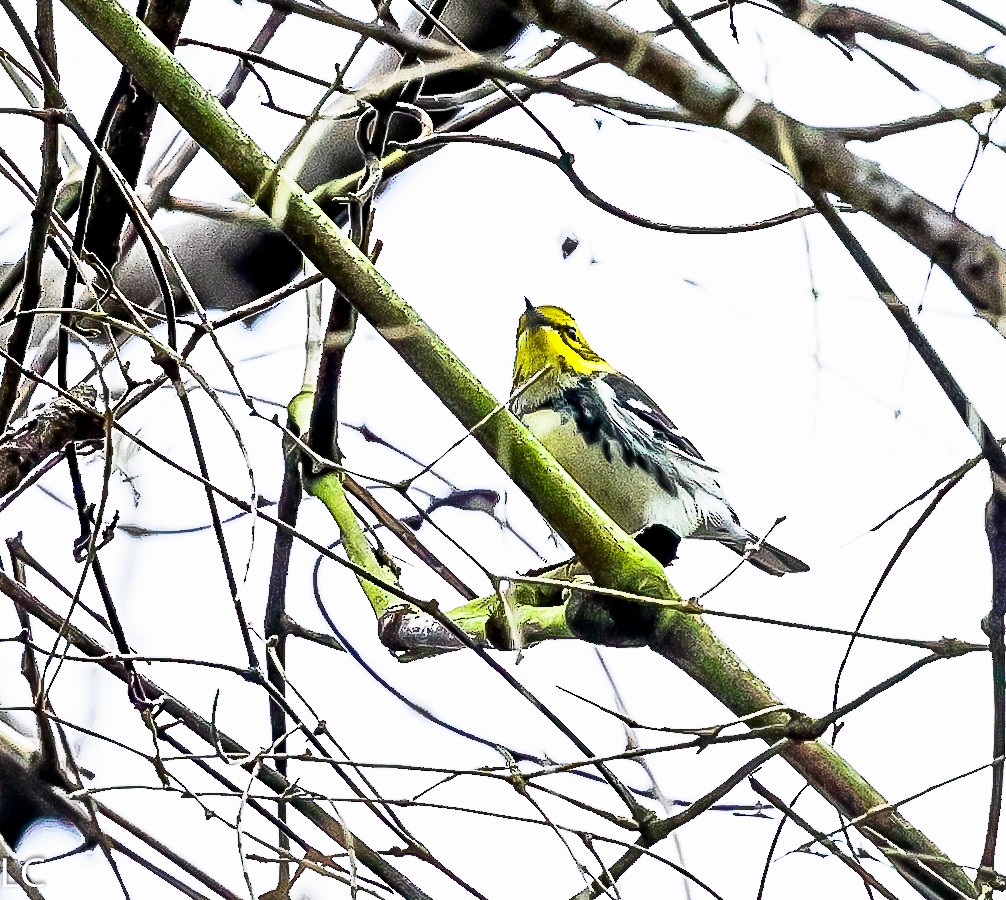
[1,0,1006,898]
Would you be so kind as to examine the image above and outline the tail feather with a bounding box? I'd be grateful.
[729,537,809,576]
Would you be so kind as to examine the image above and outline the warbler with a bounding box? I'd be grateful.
[511,301,808,576]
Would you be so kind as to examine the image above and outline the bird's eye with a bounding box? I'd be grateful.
[564,326,578,341]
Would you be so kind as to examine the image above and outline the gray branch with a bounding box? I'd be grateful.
[513,0,1006,329]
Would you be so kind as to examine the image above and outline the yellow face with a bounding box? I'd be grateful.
[512,303,614,391]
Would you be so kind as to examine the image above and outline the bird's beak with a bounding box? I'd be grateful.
[521,298,549,331]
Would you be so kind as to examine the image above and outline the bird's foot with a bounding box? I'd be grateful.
[634,525,680,566]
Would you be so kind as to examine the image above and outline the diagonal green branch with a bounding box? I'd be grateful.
[56,0,978,896]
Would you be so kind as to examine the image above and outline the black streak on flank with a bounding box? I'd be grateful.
[551,375,693,502]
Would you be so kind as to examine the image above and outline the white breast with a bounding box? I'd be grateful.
[521,408,704,538]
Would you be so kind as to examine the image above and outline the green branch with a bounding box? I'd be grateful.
[58,0,977,895]
[289,391,400,618]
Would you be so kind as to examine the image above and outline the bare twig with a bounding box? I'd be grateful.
[749,777,900,900]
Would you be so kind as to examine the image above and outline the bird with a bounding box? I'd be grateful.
[511,300,808,576]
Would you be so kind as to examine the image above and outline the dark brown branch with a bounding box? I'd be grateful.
[0,384,102,498]
[397,132,841,234]
[0,0,62,432]
[280,613,344,651]
[981,475,1006,886]
[175,37,331,87]
[84,0,192,269]
[263,428,302,895]
[0,107,60,432]
[782,3,1006,89]
[656,0,733,78]
[825,94,1006,142]
[9,556,60,784]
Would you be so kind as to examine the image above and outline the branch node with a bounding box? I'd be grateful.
[785,713,826,742]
